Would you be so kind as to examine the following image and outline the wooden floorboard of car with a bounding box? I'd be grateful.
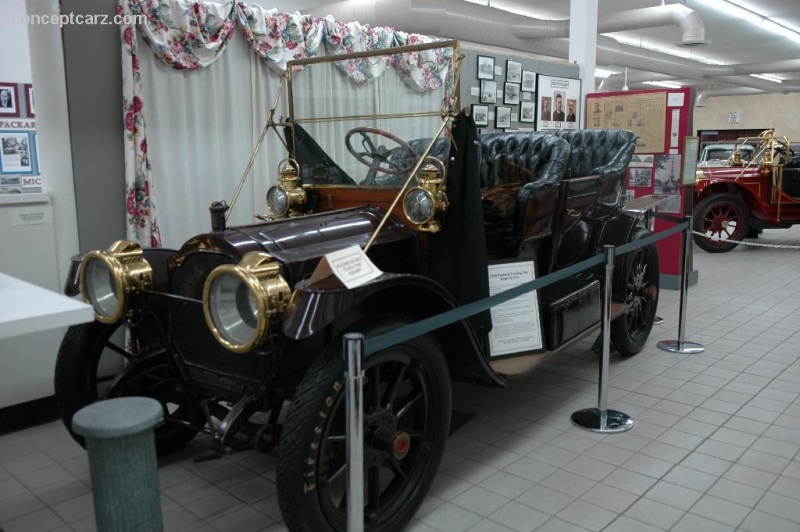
[489,302,627,378]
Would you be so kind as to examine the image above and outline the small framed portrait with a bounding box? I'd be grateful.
[477,55,495,80]
[506,60,522,83]
[480,79,497,104]
[519,101,535,123]
[504,82,520,105]
[24,84,34,118]
[495,106,512,129]
[0,83,20,117]
[521,70,536,91]
[472,104,489,127]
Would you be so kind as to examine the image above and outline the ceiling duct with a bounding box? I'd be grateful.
[695,87,764,107]
[510,4,707,46]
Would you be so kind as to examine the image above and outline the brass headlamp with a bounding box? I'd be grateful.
[265,158,307,218]
[203,252,291,353]
[402,159,448,232]
[79,240,153,324]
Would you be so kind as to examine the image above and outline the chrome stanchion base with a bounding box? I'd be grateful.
[657,339,705,354]
[653,316,664,325]
[571,408,634,434]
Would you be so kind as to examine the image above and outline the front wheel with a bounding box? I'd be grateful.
[277,317,451,532]
[693,193,751,253]
[54,318,202,456]
[611,228,659,356]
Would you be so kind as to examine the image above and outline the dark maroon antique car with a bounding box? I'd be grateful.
[694,129,800,252]
[55,42,659,531]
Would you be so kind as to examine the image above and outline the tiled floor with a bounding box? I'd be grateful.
[3,228,800,531]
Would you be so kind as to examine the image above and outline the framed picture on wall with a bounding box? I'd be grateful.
[24,84,34,118]
[504,82,520,105]
[480,80,497,104]
[0,131,33,175]
[472,104,489,127]
[477,55,495,80]
[520,101,535,123]
[495,106,512,129]
[521,70,536,91]
[506,60,522,83]
[0,83,20,118]
[536,75,581,131]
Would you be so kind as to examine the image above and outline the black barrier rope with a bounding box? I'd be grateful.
[364,219,690,355]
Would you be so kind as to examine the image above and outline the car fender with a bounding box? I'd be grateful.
[597,212,641,249]
[283,272,506,387]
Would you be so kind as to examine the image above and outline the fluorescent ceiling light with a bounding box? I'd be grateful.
[702,0,755,22]
[642,81,683,89]
[750,73,782,83]
[701,0,800,45]
[594,68,616,79]
[614,36,723,65]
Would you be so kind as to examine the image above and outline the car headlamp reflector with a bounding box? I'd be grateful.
[203,252,290,353]
[79,240,153,324]
[266,185,289,217]
[403,187,435,224]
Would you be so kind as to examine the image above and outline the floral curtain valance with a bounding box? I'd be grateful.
[125,0,452,91]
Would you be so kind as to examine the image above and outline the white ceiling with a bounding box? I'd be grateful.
[485,0,800,90]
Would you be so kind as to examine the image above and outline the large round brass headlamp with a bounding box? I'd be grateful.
[79,240,153,324]
[402,160,448,232]
[203,252,291,353]
[266,158,306,218]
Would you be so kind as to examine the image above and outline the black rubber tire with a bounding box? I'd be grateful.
[610,227,659,356]
[54,319,201,456]
[277,316,451,532]
[693,193,751,253]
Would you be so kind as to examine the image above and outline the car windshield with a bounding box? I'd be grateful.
[286,41,458,188]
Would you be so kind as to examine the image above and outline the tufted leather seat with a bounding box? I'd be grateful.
[550,129,637,217]
[477,131,571,255]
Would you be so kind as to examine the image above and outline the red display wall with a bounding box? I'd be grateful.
[586,87,693,287]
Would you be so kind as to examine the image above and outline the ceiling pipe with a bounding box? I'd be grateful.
[731,59,800,76]
[510,4,707,46]
[598,71,676,91]
[695,87,764,107]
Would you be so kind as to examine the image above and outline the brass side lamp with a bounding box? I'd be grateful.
[402,159,448,233]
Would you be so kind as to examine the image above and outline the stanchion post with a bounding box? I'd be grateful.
[344,332,365,532]
[572,246,634,434]
[657,216,705,354]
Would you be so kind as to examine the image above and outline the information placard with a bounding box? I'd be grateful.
[487,261,543,357]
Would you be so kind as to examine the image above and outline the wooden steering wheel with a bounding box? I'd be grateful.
[345,127,417,184]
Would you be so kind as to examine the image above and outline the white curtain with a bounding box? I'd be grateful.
[138,34,285,248]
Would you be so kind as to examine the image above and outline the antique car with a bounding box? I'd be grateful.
[697,141,755,168]
[54,41,660,531]
[693,129,799,252]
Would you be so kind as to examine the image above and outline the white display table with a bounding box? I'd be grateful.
[0,272,93,339]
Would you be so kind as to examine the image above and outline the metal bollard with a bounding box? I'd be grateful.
[572,246,634,433]
[658,216,705,354]
[72,397,164,532]
[344,333,365,532]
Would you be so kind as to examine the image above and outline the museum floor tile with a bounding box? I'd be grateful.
[2,227,800,532]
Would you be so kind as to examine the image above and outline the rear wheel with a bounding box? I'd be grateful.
[54,318,202,456]
[277,317,451,532]
[693,193,751,253]
[611,228,659,356]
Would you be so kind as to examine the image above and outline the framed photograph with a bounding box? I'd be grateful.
[0,83,20,117]
[24,83,34,118]
[654,154,681,195]
[504,82,520,105]
[536,75,581,131]
[477,55,495,80]
[506,60,522,83]
[628,168,652,188]
[472,104,489,127]
[0,131,34,175]
[629,154,654,167]
[521,70,536,91]
[495,106,512,129]
[519,101,535,123]
[480,80,497,104]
